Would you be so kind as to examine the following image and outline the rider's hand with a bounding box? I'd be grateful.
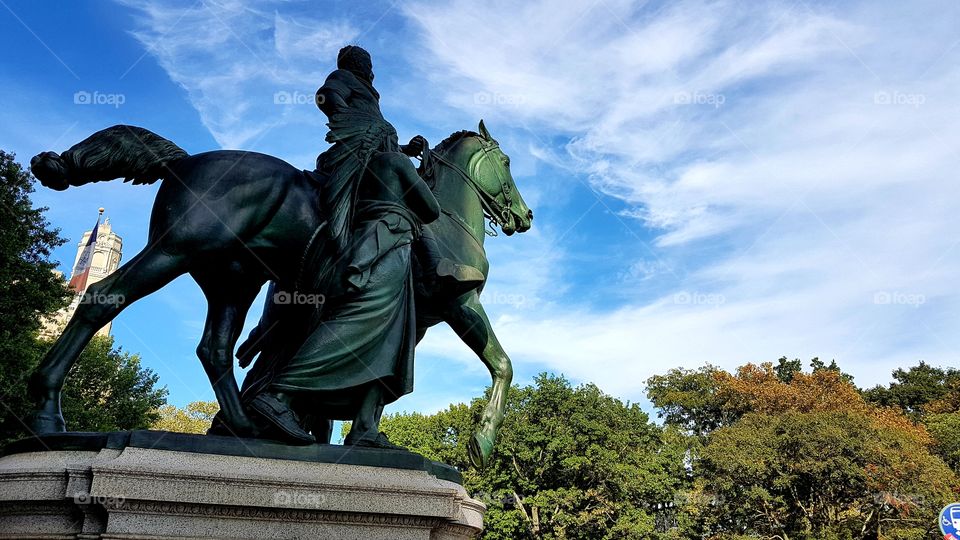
[402,135,428,157]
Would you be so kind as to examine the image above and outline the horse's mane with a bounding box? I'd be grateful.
[419,130,480,189]
[433,130,479,154]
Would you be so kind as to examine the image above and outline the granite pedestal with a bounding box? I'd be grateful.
[0,431,484,539]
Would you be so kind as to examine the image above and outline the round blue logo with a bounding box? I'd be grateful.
[941,503,960,539]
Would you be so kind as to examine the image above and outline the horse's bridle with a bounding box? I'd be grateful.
[425,135,515,236]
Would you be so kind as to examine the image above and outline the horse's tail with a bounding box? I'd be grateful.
[30,125,189,191]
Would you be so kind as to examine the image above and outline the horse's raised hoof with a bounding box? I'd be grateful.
[468,431,494,469]
[28,411,67,435]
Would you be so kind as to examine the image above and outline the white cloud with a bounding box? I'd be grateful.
[105,0,960,405]
[403,0,960,396]
[117,0,358,149]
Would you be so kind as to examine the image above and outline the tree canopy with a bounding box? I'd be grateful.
[152,400,219,434]
[377,360,960,540]
[649,359,959,540]
[381,373,687,539]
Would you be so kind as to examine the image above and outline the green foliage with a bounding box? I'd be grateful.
[700,411,955,539]
[0,150,69,332]
[53,335,167,433]
[862,361,960,417]
[646,365,736,439]
[152,400,219,434]
[926,412,960,473]
[809,357,855,383]
[382,374,686,539]
[1,336,168,445]
[774,356,803,383]
[382,361,960,539]
[645,358,960,539]
[0,150,69,442]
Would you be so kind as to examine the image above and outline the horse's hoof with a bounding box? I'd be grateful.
[468,431,494,469]
[28,412,66,435]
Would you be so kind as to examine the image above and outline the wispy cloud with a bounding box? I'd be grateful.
[403,0,960,394]
[107,0,960,404]
[118,0,358,149]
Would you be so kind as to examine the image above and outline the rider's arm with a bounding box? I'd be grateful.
[393,154,440,224]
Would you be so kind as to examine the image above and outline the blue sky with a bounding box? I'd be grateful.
[1,0,958,415]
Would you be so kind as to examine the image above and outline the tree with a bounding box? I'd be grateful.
[715,362,867,417]
[646,359,854,441]
[0,151,167,444]
[0,150,68,332]
[152,400,219,434]
[808,357,854,383]
[381,374,687,539]
[2,335,168,444]
[861,362,960,475]
[863,361,960,417]
[53,335,167,434]
[646,365,737,439]
[0,150,69,442]
[773,356,803,383]
[652,360,960,539]
[926,413,960,473]
[701,411,956,540]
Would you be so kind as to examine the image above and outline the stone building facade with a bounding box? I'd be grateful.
[39,217,123,339]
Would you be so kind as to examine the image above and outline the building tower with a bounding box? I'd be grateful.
[39,209,123,339]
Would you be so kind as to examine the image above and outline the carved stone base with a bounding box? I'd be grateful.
[0,433,484,539]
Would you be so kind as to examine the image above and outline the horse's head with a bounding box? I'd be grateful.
[469,120,532,235]
[473,120,532,235]
[431,121,533,236]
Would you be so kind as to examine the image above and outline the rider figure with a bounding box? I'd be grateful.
[243,46,441,446]
[313,46,427,162]
[305,46,429,293]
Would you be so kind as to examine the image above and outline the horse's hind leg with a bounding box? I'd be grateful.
[29,249,188,433]
[193,264,262,437]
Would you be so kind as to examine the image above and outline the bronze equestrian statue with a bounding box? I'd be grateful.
[27,45,532,467]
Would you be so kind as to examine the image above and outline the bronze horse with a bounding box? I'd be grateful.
[28,120,531,467]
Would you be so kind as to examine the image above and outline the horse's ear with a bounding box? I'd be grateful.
[478,119,492,141]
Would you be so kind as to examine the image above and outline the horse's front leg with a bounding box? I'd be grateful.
[445,292,513,468]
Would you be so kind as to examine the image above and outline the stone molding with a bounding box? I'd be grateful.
[0,445,484,539]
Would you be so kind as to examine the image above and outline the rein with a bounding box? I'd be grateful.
[424,136,514,237]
